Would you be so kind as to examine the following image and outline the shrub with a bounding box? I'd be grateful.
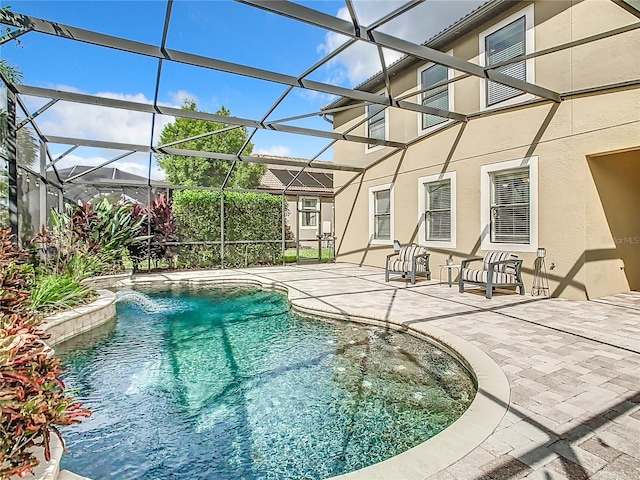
[172,190,285,268]
[29,274,92,314]
[0,229,33,316]
[33,199,149,278]
[128,193,176,270]
[0,229,91,478]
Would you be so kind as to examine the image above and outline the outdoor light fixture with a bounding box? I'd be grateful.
[393,239,401,252]
[533,247,549,296]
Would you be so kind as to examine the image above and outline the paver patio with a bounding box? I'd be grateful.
[130,263,640,480]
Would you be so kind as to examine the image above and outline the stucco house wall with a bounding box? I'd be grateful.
[332,0,640,300]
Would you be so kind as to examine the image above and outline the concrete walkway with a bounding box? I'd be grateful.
[131,263,640,480]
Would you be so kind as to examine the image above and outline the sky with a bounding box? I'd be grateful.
[1,0,485,181]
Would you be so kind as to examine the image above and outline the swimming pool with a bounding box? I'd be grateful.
[57,286,476,479]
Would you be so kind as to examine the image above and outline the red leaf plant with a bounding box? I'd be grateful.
[0,229,91,478]
[129,193,177,270]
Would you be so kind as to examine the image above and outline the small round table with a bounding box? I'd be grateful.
[439,264,461,287]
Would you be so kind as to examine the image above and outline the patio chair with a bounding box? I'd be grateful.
[385,243,430,285]
[459,251,525,299]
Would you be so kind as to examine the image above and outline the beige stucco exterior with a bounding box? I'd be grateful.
[332,0,640,300]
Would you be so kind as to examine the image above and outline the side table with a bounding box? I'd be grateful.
[439,264,460,287]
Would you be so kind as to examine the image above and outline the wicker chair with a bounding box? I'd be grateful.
[459,251,525,299]
[385,243,430,285]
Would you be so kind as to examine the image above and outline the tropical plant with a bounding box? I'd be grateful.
[0,171,9,229]
[0,229,91,478]
[157,101,265,189]
[0,228,33,315]
[29,274,92,313]
[128,193,176,270]
[33,199,149,277]
[0,57,38,169]
[0,59,23,84]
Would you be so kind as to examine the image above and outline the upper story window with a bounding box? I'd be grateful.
[479,4,534,110]
[418,51,454,134]
[366,91,387,152]
[421,65,448,128]
[368,104,385,142]
[418,172,456,248]
[369,183,393,244]
[480,156,538,253]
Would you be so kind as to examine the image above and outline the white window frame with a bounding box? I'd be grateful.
[417,50,455,136]
[365,90,389,154]
[479,4,535,111]
[299,196,319,230]
[368,183,394,245]
[417,172,456,249]
[480,156,538,253]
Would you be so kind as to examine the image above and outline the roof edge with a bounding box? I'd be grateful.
[323,0,520,110]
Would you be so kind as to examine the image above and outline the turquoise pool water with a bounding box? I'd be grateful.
[57,286,476,480]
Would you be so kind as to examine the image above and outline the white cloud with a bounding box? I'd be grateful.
[294,88,336,105]
[253,145,292,157]
[169,90,199,106]
[317,1,485,87]
[35,88,173,146]
[117,160,165,181]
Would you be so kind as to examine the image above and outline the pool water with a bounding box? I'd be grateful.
[57,286,476,480]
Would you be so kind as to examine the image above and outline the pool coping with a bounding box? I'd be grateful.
[42,290,117,347]
[41,274,510,480]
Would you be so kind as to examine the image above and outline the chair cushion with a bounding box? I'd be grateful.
[388,260,428,273]
[462,268,517,285]
[482,251,519,275]
[398,244,427,262]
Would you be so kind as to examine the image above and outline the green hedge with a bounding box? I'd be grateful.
[172,190,285,268]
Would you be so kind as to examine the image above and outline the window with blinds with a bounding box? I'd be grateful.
[300,198,318,227]
[490,167,530,244]
[425,179,451,241]
[374,189,391,240]
[367,103,385,147]
[485,16,526,106]
[421,64,449,129]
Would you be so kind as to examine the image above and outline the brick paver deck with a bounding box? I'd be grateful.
[131,263,640,480]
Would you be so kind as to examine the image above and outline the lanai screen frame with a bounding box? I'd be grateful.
[1,0,639,266]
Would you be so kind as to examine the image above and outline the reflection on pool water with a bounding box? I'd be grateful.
[57,286,476,480]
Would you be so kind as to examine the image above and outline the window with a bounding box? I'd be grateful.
[426,180,451,240]
[418,172,456,248]
[368,104,385,143]
[481,157,538,252]
[366,91,387,152]
[490,168,529,243]
[369,183,393,244]
[418,52,454,134]
[300,197,318,228]
[479,5,534,109]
